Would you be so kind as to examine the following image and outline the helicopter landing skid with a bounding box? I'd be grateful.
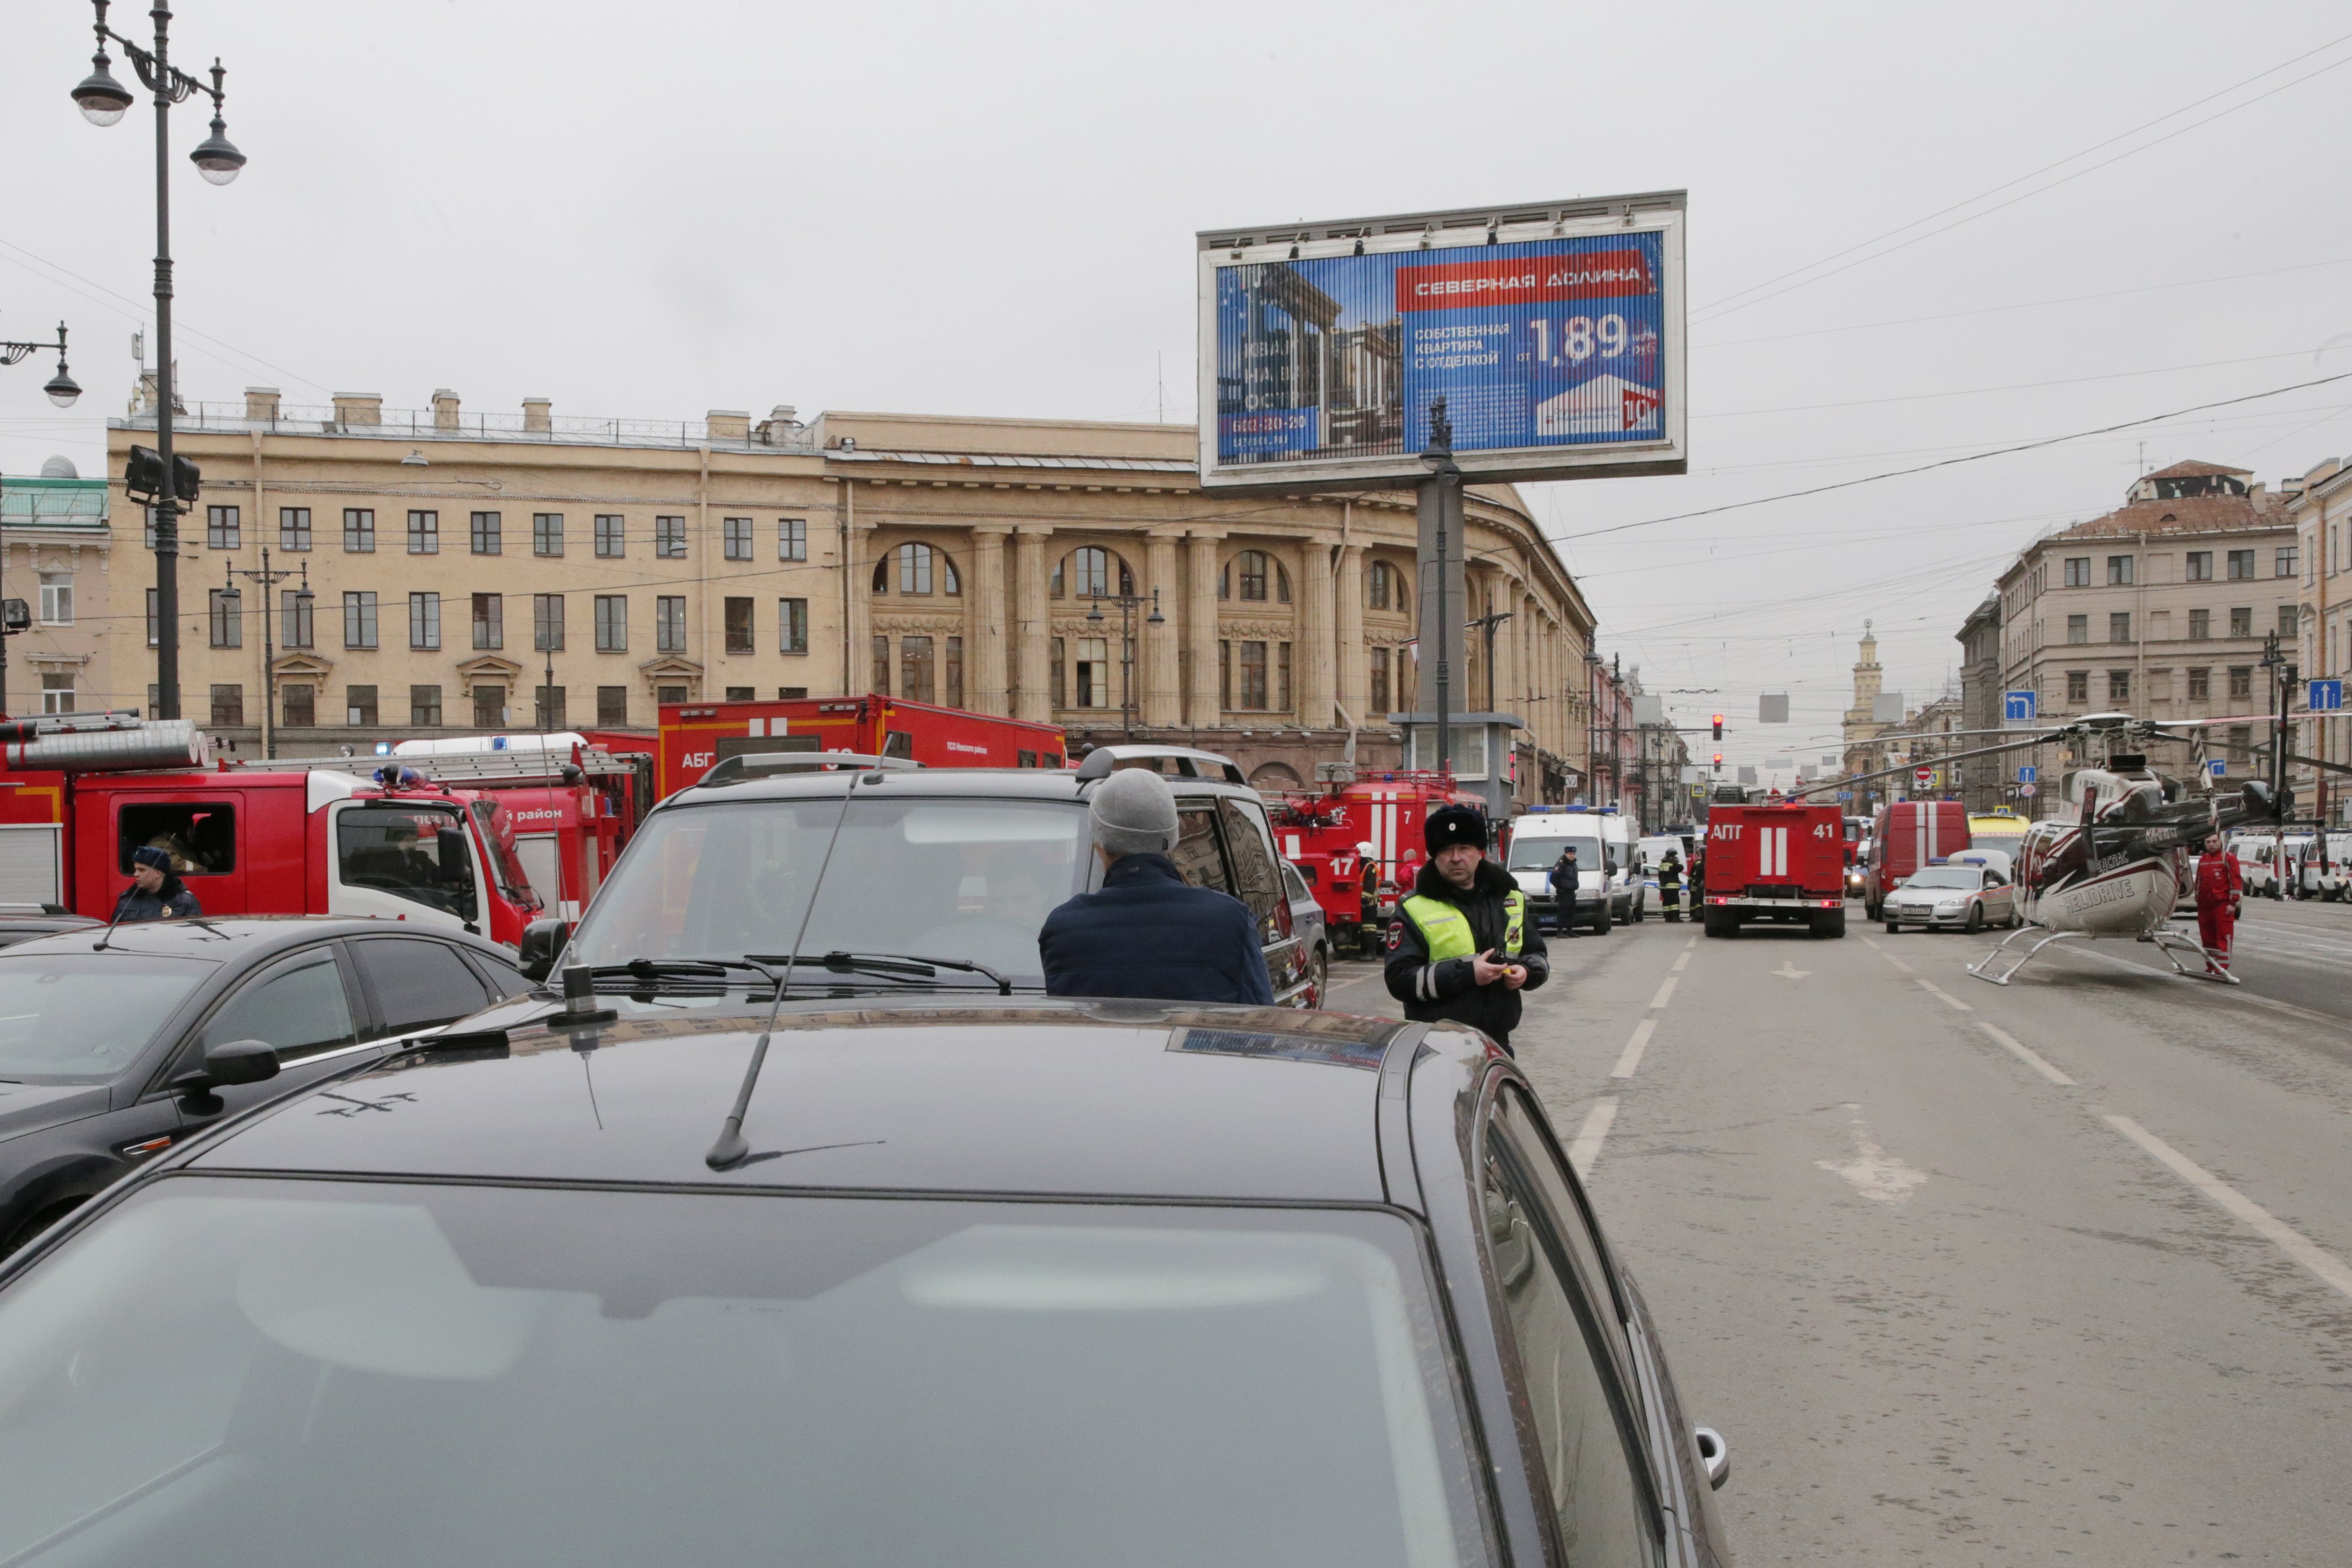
[2145,925,2240,985]
[1967,925,2078,985]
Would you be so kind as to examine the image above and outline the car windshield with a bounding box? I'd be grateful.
[0,1177,1486,1568]
[0,952,217,1084]
[1507,834,1599,872]
[569,798,1088,987]
[1901,868,1984,890]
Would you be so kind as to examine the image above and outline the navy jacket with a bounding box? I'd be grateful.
[1039,852,1275,1006]
[111,876,201,923]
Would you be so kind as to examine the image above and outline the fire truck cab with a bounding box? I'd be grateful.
[1703,801,1848,938]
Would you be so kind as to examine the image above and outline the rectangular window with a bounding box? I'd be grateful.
[343,591,378,649]
[2066,670,2089,703]
[208,587,241,648]
[532,512,564,557]
[2108,670,2130,702]
[409,591,441,651]
[472,592,504,651]
[2106,555,2133,586]
[1239,640,1268,709]
[946,635,964,708]
[281,587,314,649]
[656,516,687,558]
[724,596,754,653]
[595,514,625,558]
[725,686,756,702]
[344,508,376,553]
[724,517,753,561]
[206,504,240,550]
[473,683,505,729]
[2108,612,2131,643]
[2228,549,2255,581]
[902,634,937,703]
[873,634,893,696]
[779,686,807,700]
[595,595,627,652]
[470,511,501,555]
[2065,614,2088,644]
[532,593,565,652]
[2229,666,2253,700]
[1277,641,1293,711]
[1371,647,1391,716]
[778,597,808,654]
[2279,604,2299,638]
[41,674,75,715]
[778,518,807,561]
[2188,666,2210,700]
[1075,638,1106,708]
[346,685,379,727]
[2063,557,2091,587]
[407,510,439,555]
[410,684,443,726]
[37,573,72,626]
[2186,550,2212,582]
[2279,545,2298,578]
[279,506,311,551]
[283,683,315,727]
[209,683,244,727]
[1219,639,1231,710]
[2189,608,2211,640]
[656,595,686,653]
[596,686,628,726]
[2229,607,2252,638]
[534,685,566,729]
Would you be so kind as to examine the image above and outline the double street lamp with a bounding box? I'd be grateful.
[70,0,245,723]
[1084,587,1165,743]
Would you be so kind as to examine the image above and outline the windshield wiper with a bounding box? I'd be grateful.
[747,951,1014,997]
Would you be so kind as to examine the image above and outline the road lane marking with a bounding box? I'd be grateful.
[1879,949,1915,973]
[1773,960,1810,980]
[1915,977,1972,1012]
[1568,1098,1619,1179]
[1860,934,1882,949]
[1610,1019,1656,1079]
[2104,1115,2352,1302]
[1648,977,1678,1010]
[1684,937,1697,950]
[1817,1106,1929,1203]
[1672,950,1691,972]
[1978,1021,2073,1085]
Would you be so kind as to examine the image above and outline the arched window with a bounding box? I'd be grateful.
[1396,575,1410,616]
[1051,547,1131,599]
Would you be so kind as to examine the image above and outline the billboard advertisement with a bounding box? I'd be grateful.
[1197,194,1685,492]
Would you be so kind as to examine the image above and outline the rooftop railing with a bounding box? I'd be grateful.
[113,402,818,453]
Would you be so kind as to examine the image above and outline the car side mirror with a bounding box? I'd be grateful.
[518,917,570,982]
[173,1037,279,1116]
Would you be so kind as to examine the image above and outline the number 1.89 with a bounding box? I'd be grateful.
[1533,314,1628,365]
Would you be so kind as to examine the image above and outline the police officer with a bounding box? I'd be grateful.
[1657,847,1684,922]
[1384,804,1549,1052]
[113,844,202,923]
[1547,846,1581,935]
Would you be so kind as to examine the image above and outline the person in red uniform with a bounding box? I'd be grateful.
[2194,831,2243,977]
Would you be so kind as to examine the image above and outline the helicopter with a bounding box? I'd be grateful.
[1792,713,2287,986]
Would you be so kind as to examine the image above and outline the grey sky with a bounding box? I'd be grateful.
[6,1,2348,779]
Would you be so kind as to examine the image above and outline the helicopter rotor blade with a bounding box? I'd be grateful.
[1788,731,2059,798]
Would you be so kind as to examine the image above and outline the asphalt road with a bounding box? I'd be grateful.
[1326,905,2352,1565]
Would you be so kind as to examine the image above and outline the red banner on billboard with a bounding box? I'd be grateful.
[1394,250,1654,312]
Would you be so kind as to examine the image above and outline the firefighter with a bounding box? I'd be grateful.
[112,844,202,923]
[1384,804,1549,1053]
[1354,841,1380,957]
[2195,830,2243,978]
[1657,847,1684,922]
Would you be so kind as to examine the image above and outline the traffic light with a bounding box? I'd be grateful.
[1711,751,1722,769]
[123,444,200,505]
[1710,713,1723,740]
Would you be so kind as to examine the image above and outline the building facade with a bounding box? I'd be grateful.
[1955,595,2003,811]
[0,457,116,721]
[2289,454,2351,822]
[104,392,1600,797]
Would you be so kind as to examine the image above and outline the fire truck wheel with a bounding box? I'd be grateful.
[1703,909,1735,938]
[1810,908,1846,939]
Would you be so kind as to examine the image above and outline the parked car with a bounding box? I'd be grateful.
[0,991,1731,1566]
[0,916,529,1255]
[1881,864,2017,933]
[0,907,99,949]
[1279,860,1329,1006]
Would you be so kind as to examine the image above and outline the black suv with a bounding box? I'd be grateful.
[522,743,1314,1006]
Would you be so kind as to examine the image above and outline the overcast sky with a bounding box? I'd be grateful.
[7,1,2350,779]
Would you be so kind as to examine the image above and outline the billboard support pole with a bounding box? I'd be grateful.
[1419,401,1459,778]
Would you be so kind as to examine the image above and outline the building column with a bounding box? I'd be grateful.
[1143,532,1180,725]
[843,482,872,697]
[1298,534,1336,729]
[1335,543,1367,725]
[969,525,1011,714]
[1185,530,1224,729]
[1011,525,1052,722]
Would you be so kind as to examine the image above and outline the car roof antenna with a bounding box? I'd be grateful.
[92,881,137,951]
[704,768,878,1170]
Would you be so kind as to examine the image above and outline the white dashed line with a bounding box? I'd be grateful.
[1684,936,1697,950]
[1879,949,1915,974]
[1610,1019,1656,1079]
[1671,950,1691,972]
[1978,1021,2074,1085]
[1915,977,1972,1012]
[1649,977,1678,1010]
[1568,1098,1620,1180]
[2105,1115,2352,1302]
[1860,934,1882,950]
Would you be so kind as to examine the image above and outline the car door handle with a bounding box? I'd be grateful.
[1693,1426,1730,1491]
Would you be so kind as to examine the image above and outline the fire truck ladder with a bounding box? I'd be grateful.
[256,750,639,785]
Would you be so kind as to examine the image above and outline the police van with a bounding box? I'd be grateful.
[1504,807,1643,933]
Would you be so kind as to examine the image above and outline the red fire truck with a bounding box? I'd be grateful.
[383,735,655,921]
[1860,800,1970,920]
[1266,772,1489,954]
[1702,800,1848,938]
[656,696,1068,798]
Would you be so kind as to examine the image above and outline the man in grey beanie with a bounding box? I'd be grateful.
[1038,765,1275,1004]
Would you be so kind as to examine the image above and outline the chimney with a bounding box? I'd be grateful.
[245,387,280,422]
[432,389,460,431]
[706,409,751,442]
[522,397,552,434]
[758,405,803,445]
[332,392,383,428]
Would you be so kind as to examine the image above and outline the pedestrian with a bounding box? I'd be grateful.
[112,844,202,924]
[1038,766,1274,1005]
[1384,804,1549,1053]
[2194,830,2242,978]
[1547,845,1582,935]
[1657,847,1684,922]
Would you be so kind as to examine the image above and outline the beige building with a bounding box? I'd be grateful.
[2289,453,2351,821]
[102,392,1600,795]
[1993,460,2296,774]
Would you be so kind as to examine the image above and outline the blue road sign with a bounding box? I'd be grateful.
[2310,678,2344,712]
[2004,690,2038,723]
[2208,758,2227,778]
[2018,765,2037,782]
[1836,790,1853,802]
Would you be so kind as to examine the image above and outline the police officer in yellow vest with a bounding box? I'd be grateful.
[1383,803,1549,1052]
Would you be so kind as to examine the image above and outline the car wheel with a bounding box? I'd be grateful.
[1964,904,1983,934]
[1591,901,1613,935]
[1884,919,1899,933]
[1306,946,1328,1008]
[1633,895,1646,924]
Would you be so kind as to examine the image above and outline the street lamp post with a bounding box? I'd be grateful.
[221,548,306,758]
[1085,587,1165,743]
[71,0,245,723]
[0,322,81,717]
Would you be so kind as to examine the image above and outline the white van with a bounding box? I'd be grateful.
[1504,809,1643,934]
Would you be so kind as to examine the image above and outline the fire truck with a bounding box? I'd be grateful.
[656,696,1068,798]
[0,713,585,948]
[1701,800,1848,938]
[1266,772,1489,954]
[384,734,655,921]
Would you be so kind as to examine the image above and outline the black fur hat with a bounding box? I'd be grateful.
[1424,803,1487,854]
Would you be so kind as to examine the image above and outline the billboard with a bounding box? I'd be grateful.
[1197,194,1686,492]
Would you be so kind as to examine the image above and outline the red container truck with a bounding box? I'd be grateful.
[1861,800,1970,920]
[1702,801,1849,938]
[656,696,1068,798]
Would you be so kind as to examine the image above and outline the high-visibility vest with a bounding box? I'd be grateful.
[1402,890,1526,959]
